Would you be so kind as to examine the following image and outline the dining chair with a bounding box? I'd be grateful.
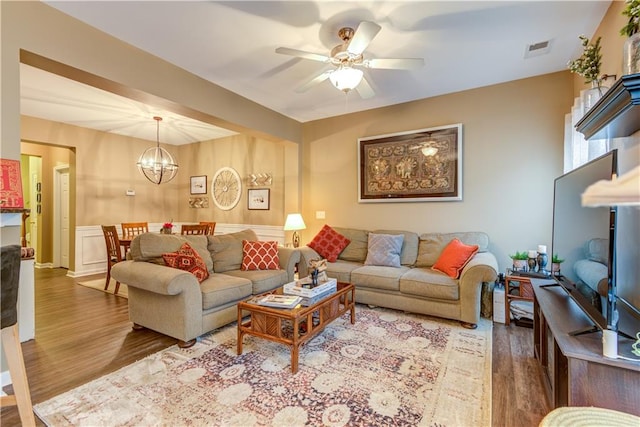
[121,221,148,238]
[199,221,216,235]
[101,225,123,295]
[1,245,36,426]
[181,224,209,235]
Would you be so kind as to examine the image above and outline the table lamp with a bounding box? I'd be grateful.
[284,213,306,248]
[581,164,640,359]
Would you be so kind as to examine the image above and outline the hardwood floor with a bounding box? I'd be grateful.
[1,268,550,426]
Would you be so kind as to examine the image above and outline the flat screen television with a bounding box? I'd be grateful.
[550,149,640,339]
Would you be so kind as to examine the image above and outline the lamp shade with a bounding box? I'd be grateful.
[329,66,364,93]
[284,213,306,231]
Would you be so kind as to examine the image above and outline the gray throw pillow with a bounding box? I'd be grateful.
[364,233,404,267]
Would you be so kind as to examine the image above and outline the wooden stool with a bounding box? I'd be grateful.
[1,245,36,426]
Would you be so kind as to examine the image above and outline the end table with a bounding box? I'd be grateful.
[504,273,534,326]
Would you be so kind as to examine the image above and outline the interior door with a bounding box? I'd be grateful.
[53,165,70,269]
[60,170,70,268]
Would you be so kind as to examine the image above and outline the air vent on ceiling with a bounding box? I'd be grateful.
[524,40,551,58]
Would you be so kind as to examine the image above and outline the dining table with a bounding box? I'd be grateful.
[119,235,134,257]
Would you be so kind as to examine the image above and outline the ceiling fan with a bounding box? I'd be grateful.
[276,21,424,98]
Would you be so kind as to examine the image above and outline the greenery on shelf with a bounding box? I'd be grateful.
[509,251,529,260]
[621,0,640,37]
[567,35,602,86]
[552,254,565,264]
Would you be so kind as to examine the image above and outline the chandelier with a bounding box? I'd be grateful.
[136,116,179,185]
[329,65,364,93]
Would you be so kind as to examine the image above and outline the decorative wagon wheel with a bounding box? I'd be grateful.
[211,167,241,210]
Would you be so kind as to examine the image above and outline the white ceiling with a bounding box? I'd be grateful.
[21,1,611,144]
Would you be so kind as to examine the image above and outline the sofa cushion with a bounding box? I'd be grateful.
[334,227,369,262]
[223,269,289,294]
[364,233,404,267]
[432,238,479,279]
[584,238,608,265]
[130,233,213,272]
[307,225,351,262]
[162,242,210,283]
[416,232,489,267]
[400,268,460,301]
[199,273,253,310]
[241,240,279,270]
[323,260,363,284]
[373,229,419,266]
[351,265,409,291]
[208,229,258,273]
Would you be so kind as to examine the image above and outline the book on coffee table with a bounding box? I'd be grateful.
[283,278,337,298]
[256,294,302,309]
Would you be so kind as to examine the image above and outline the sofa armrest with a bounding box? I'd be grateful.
[277,247,301,282]
[458,252,499,324]
[297,246,321,278]
[111,260,201,297]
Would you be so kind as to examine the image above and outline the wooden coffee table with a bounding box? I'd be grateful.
[237,282,355,373]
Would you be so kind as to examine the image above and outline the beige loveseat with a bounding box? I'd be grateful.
[298,228,498,328]
[111,229,300,347]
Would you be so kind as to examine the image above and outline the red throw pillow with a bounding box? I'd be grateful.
[241,240,280,270]
[162,242,209,283]
[307,225,351,262]
[432,238,479,279]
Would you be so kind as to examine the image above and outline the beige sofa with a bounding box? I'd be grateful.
[111,229,300,347]
[298,228,498,328]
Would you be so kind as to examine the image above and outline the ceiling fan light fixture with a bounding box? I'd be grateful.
[329,66,364,93]
[136,116,179,185]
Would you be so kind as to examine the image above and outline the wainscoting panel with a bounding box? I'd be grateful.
[71,223,285,278]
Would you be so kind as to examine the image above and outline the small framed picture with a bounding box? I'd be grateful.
[190,175,207,194]
[248,188,270,210]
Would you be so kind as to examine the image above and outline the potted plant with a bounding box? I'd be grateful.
[161,221,173,234]
[551,254,564,275]
[568,35,605,110]
[509,251,529,271]
[621,0,640,74]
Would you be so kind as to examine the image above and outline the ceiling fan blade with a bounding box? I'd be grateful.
[347,21,382,55]
[356,77,375,99]
[295,70,333,93]
[275,47,331,63]
[363,58,425,70]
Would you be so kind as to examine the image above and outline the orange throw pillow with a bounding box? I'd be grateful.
[307,225,351,262]
[432,238,479,279]
[241,240,280,270]
[162,242,209,283]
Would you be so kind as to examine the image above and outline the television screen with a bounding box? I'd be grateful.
[550,151,617,335]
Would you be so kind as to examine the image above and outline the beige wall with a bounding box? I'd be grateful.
[573,1,627,96]
[20,116,295,266]
[302,72,573,271]
[20,141,75,264]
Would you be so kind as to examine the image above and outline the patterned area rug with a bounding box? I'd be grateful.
[34,305,492,426]
[76,278,128,298]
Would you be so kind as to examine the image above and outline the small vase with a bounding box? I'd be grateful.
[623,32,640,75]
[582,81,606,113]
[513,259,527,271]
[160,227,172,234]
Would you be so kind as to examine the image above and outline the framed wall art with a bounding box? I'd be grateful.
[190,175,207,194]
[248,188,270,210]
[357,123,463,203]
